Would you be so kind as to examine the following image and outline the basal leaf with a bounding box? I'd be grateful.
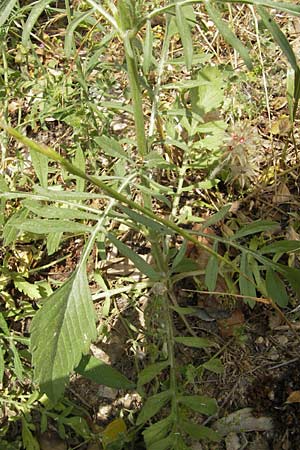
[138,360,170,386]
[174,336,215,348]
[178,395,218,415]
[136,390,171,425]
[11,218,90,234]
[30,264,97,401]
[175,4,193,69]
[181,420,220,441]
[107,233,161,281]
[266,268,289,307]
[143,416,173,448]
[75,354,134,389]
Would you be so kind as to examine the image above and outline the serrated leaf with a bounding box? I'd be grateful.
[107,233,160,281]
[136,390,171,425]
[22,0,54,46]
[143,416,173,448]
[30,264,97,401]
[202,358,224,374]
[75,354,134,389]
[178,395,218,415]
[174,336,215,348]
[0,0,18,28]
[260,240,300,254]
[233,220,279,240]
[14,279,41,300]
[175,4,193,69]
[266,268,289,307]
[138,360,169,386]
[204,0,252,69]
[21,417,40,450]
[239,252,256,307]
[30,148,48,188]
[181,420,220,441]
[205,241,219,291]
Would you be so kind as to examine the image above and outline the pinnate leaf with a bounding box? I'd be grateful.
[30,264,97,401]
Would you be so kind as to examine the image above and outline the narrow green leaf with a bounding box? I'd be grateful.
[181,420,220,441]
[3,208,28,246]
[11,218,90,234]
[138,360,170,386]
[143,416,173,448]
[119,205,173,235]
[21,417,40,450]
[239,252,256,307]
[174,336,215,348]
[136,390,171,425]
[107,233,161,281]
[74,146,86,193]
[75,355,134,389]
[171,306,197,315]
[281,266,300,297]
[233,220,279,240]
[202,358,224,374]
[171,241,188,271]
[0,0,18,28]
[64,10,95,58]
[0,346,5,384]
[175,4,193,70]
[30,149,48,188]
[204,0,252,69]
[205,241,219,291]
[143,19,153,74]
[10,341,24,381]
[202,205,232,228]
[30,265,97,401]
[260,240,300,254]
[23,200,99,221]
[266,268,289,307]
[0,311,9,335]
[178,395,218,415]
[148,435,174,450]
[47,232,63,255]
[22,0,54,46]
[257,6,299,72]
[94,136,131,160]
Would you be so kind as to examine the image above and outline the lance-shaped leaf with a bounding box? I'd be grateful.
[175,4,193,69]
[204,0,252,70]
[30,264,97,402]
[0,0,18,28]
